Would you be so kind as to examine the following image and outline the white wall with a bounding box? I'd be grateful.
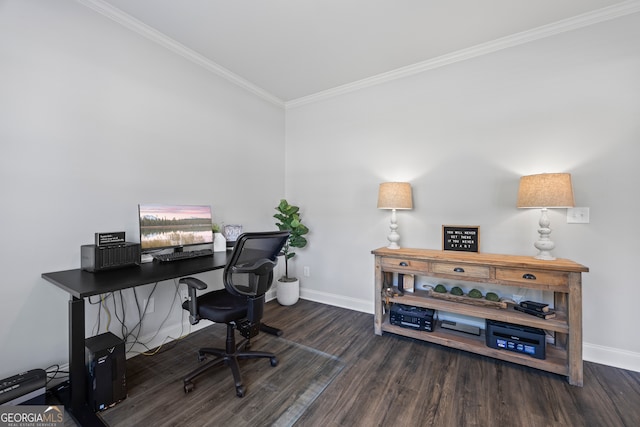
[1,0,638,381]
[286,13,640,371]
[0,0,285,380]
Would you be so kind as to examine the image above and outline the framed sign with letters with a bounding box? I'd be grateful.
[442,225,480,252]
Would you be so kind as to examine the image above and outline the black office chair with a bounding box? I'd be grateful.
[179,231,289,397]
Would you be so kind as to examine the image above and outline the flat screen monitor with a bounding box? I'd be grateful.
[138,204,213,253]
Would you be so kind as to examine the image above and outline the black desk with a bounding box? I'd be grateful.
[42,253,229,426]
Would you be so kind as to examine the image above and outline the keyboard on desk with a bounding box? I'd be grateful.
[152,249,214,262]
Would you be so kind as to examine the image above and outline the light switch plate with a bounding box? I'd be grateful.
[567,207,590,224]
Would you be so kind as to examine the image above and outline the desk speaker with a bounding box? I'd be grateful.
[81,243,140,272]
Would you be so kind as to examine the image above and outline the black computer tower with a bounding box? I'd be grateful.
[85,332,127,411]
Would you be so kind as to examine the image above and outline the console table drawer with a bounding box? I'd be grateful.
[495,268,568,286]
[431,262,490,279]
[380,257,429,273]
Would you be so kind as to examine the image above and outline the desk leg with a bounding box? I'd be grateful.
[68,297,85,411]
[67,296,107,427]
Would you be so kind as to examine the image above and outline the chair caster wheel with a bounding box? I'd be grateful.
[184,381,194,394]
[236,385,246,398]
[270,357,278,367]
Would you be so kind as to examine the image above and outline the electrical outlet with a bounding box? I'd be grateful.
[303,266,310,277]
[567,207,590,224]
[143,297,154,313]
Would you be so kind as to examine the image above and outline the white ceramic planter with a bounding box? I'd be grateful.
[213,232,226,252]
[276,278,299,306]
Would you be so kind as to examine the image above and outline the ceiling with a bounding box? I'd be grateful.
[89,0,632,104]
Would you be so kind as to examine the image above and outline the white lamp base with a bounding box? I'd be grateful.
[386,209,401,249]
[534,208,556,260]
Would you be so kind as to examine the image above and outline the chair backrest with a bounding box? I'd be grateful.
[224,231,289,298]
[224,231,289,324]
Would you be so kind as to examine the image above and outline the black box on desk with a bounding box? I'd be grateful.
[390,304,435,332]
[81,243,140,272]
[85,332,126,411]
[485,319,546,360]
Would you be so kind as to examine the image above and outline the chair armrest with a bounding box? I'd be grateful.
[179,277,208,325]
[180,277,208,290]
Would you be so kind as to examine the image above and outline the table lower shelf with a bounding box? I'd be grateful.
[388,291,569,333]
[379,320,569,377]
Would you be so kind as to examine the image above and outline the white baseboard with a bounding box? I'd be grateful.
[584,342,640,373]
[299,288,373,314]
[267,286,372,314]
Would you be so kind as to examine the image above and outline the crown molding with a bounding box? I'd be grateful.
[75,0,640,110]
[75,0,285,108]
[286,1,640,109]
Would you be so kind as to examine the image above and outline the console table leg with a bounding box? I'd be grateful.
[567,272,584,386]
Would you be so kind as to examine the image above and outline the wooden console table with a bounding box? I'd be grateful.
[372,247,589,386]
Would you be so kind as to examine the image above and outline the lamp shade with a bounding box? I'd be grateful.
[517,173,575,208]
[377,182,413,210]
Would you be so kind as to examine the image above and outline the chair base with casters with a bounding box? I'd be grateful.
[180,286,279,398]
[179,231,289,398]
[182,317,278,397]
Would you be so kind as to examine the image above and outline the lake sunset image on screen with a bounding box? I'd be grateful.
[138,204,213,250]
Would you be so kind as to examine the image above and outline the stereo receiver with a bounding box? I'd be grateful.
[390,304,435,331]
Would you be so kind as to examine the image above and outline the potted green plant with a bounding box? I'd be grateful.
[273,199,309,305]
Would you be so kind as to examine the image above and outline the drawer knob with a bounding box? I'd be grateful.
[453,267,465,273]
[522,273,537,280]
[399,262,408,267]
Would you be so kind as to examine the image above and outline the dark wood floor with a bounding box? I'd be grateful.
[263,300,640,427]
[65,299,640,426]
